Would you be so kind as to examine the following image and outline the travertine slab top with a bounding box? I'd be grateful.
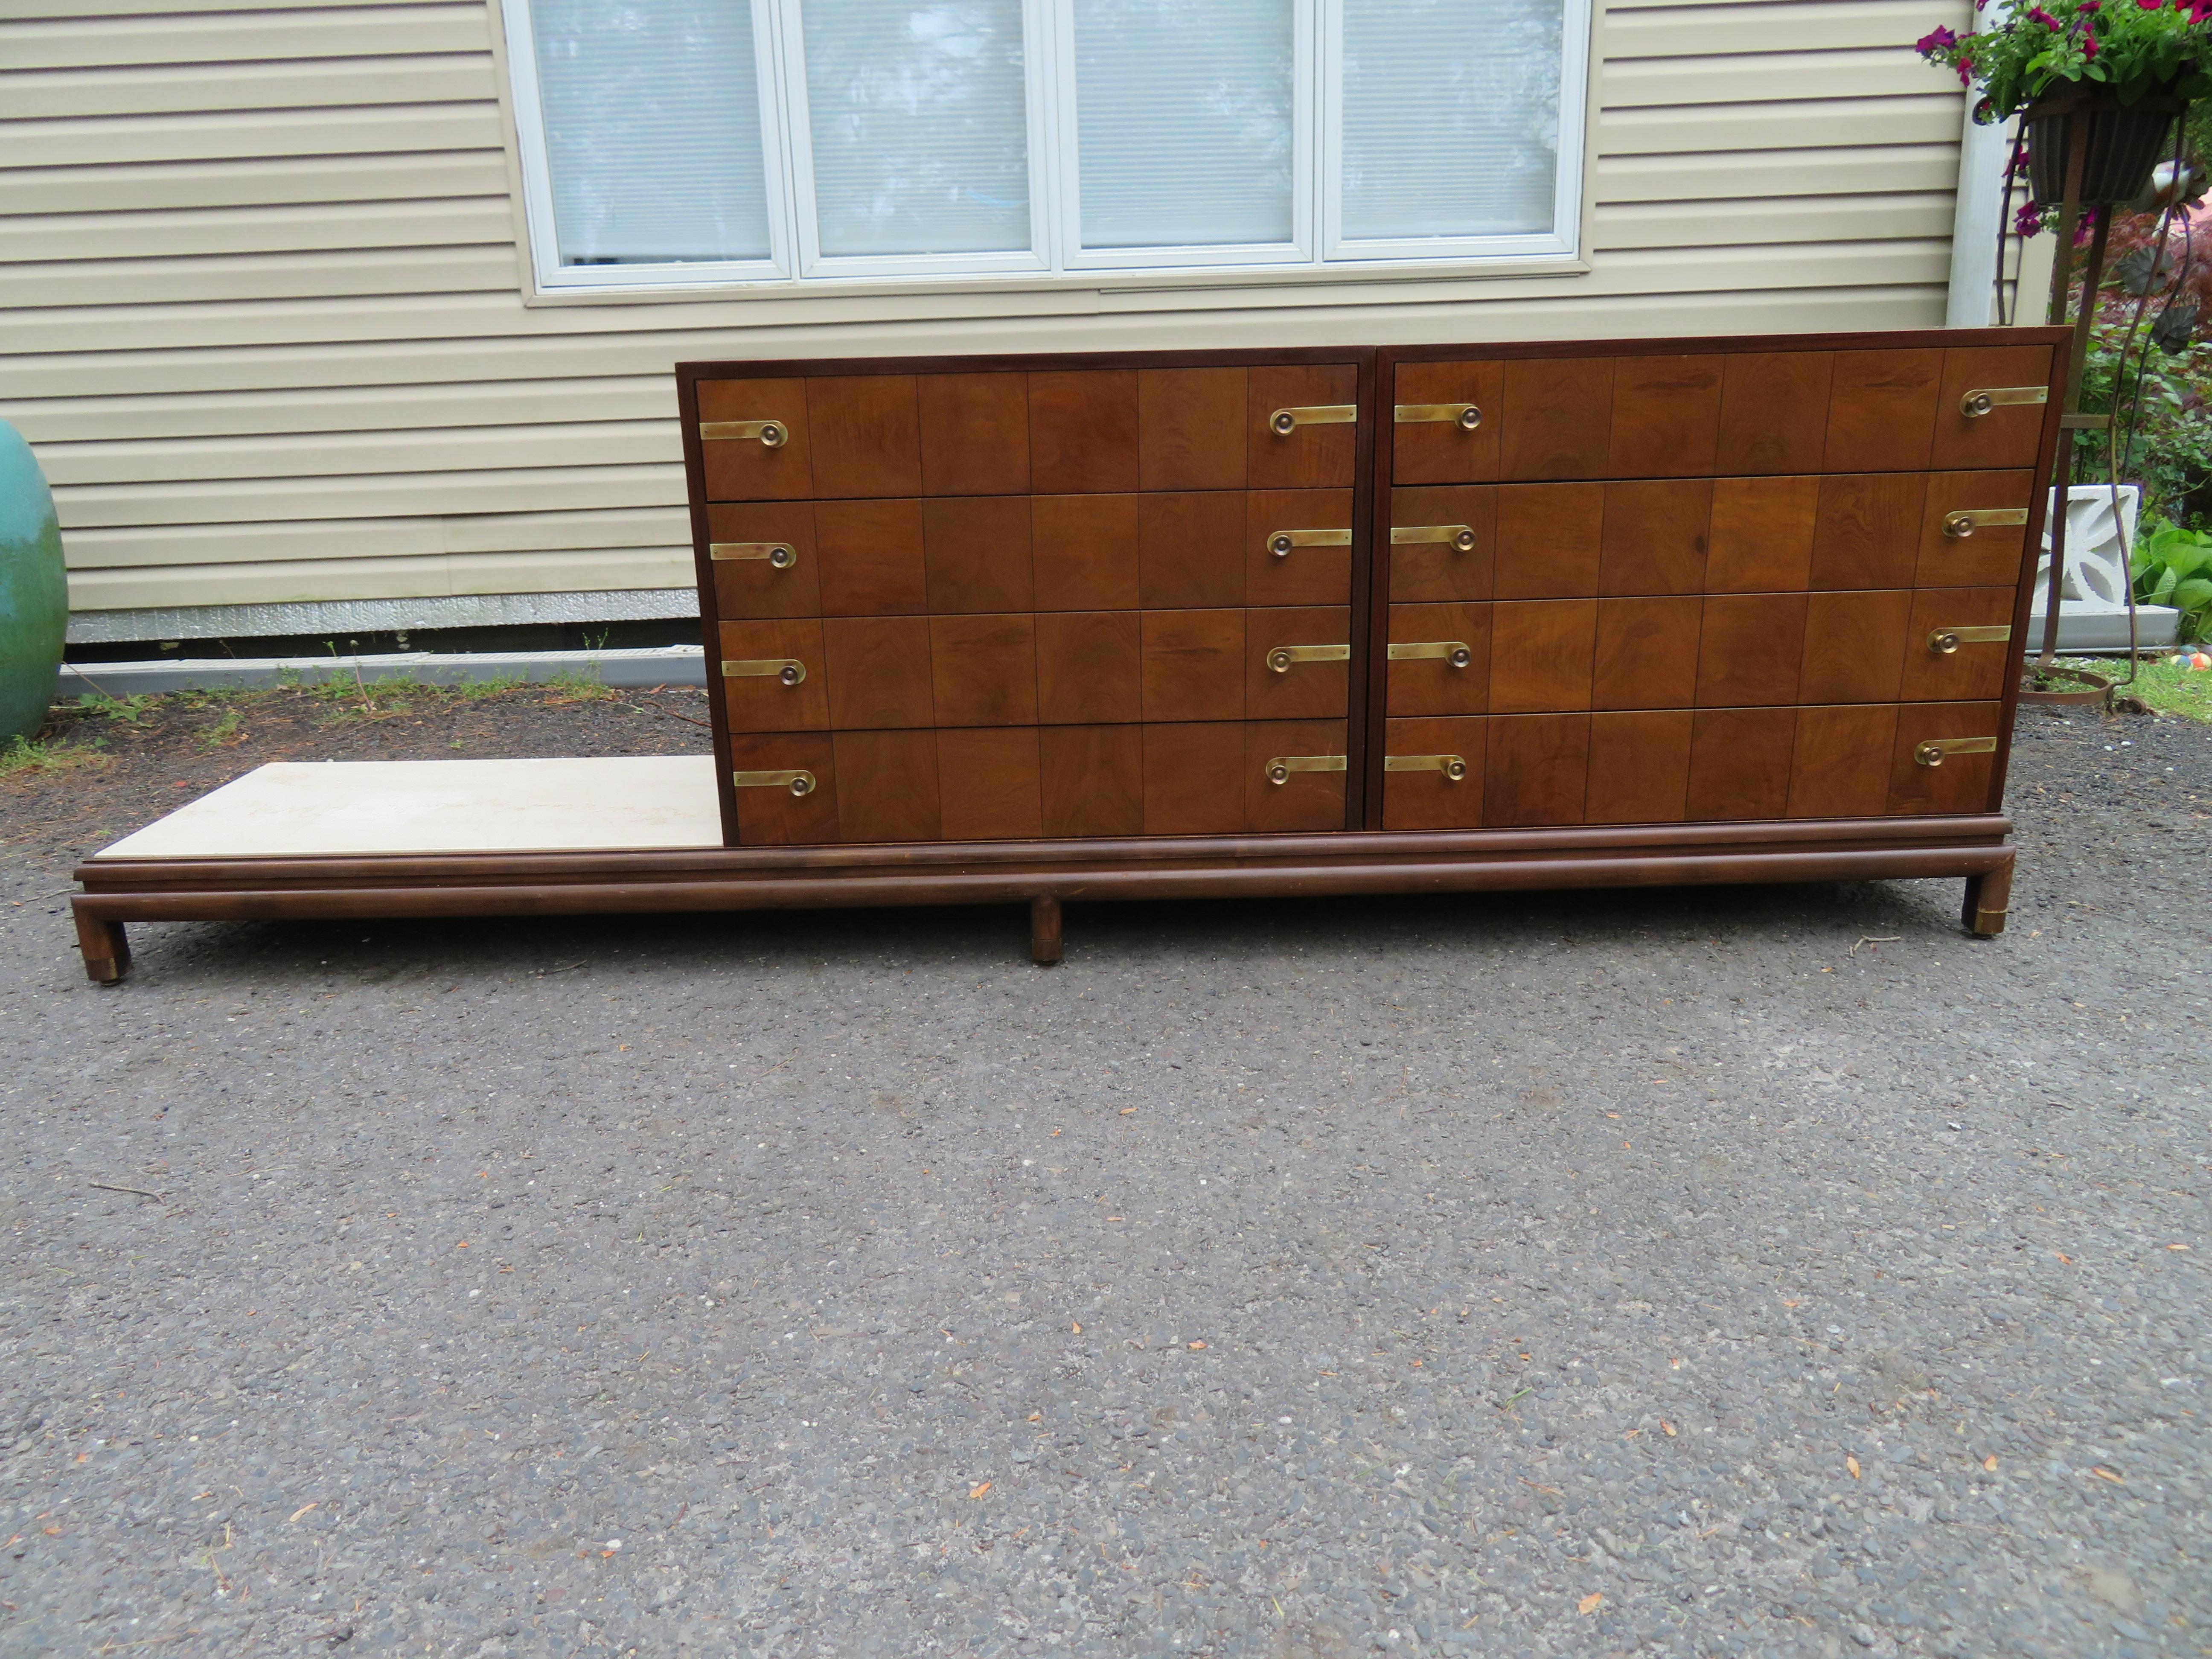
[91,757,723,860]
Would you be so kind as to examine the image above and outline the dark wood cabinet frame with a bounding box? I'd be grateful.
[71,329,2065,981]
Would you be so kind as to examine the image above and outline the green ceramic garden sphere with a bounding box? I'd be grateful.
[0,421,67,743]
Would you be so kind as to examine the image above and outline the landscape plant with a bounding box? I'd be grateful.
[1915,0,2212,123]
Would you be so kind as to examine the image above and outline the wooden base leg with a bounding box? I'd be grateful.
[1029,895,1063,966]
[74,906,131,984]
[1962,859,2013,939]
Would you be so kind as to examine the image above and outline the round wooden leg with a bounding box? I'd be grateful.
[1029,895,1063,966]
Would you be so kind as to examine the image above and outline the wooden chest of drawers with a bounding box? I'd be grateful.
[679,329,2065,954]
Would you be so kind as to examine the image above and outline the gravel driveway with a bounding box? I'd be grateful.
[0,688,2205,1659]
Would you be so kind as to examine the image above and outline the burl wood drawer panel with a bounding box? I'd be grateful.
[1379,701,2005,830]
[700,364,1359,501]
[710,490,1353,618]
[1387,344,2052,484]
[1381,472,2034,605]
[725,720,1346,844]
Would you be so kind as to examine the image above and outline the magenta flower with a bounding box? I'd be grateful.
[2078,1,2100,12]
[1957,55,1976,82]
[2083,29,2099,53]
[1917,22,1961,49]
[2028,5,2064,26]
[2137,0,2164,9]
[2015,202,2044,239]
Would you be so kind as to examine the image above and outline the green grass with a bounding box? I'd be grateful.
[2075,656,2212,722]
[71,690,160,723]
[0,733,110,781]
[196,707,246,749]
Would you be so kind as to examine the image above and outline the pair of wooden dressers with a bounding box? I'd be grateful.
[681,328,2065,957]
[65,326,2065,984]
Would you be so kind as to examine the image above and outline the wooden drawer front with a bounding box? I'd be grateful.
[1387,474,2027,607]
[720,490,1354,618]
[1386,602,1491,717]
[731,719,1350,843]
[1388,344,2054,484]
[724,606,1359,733]
[703,363,1361,503]
[1377,701,2005,831]
[1363,588,2013,730]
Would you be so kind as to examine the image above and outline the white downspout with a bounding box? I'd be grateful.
[1947,103,2012,327]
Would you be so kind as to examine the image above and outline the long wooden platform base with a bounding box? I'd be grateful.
[73,810,2015,984]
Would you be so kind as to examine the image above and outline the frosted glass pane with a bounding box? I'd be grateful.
[532,0,772,265]
[1074,0,1293,249]
[1341,0,1562,241]
[801,0,1033,257]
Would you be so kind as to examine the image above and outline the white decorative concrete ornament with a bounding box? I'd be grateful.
[2029,484,2181,651]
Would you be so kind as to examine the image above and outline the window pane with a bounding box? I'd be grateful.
[1341,0,1562,241]
[801,0,1033,258]
[1074,0,1293,249]
[532,0,772,265]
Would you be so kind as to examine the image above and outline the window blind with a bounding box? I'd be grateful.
[532,0,773,265]
[1072,0,1295,250]
[799,0,1035,258]
[1339,0,1562,242]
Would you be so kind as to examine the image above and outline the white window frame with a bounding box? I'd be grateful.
[501,0,1590,297]
[503,0,797,288]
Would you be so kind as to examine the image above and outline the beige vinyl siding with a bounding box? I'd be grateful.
[0,0,1973,615]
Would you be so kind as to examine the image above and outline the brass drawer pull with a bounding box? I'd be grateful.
[1387,640,1474,668]
[1266,643,1351,673]
[699,418,790,447]
[1391,524,1479,552]
[1384,753,1469,781]
[722,658,807,686]
[1941,507,2029,540]
[1394,402,1482,431]
[1926,625,2012,655]
[1913,736,1998,767]
[1264,754,1347,785]
[709,541,797,568]
[1959,386,2048,418]
[1268,404,1358,435]
[1266,528,1353,557]
[731,768,816,796]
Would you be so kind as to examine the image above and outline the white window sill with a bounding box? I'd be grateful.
[520,250,1594,309]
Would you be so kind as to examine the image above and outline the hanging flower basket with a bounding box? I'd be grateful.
[2023,87,2187,204]
[1916,0,2210,196]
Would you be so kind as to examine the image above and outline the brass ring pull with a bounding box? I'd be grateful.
[1266,643,1352,673]
[1959,386,2048,419]
[1386,641,1473,669]
[722,658,807,686]
[1926,625,2011,655]
[1390,524,1479,553]
[708,541,798,569]
[1266,528,1354,558]
[1913,736,1998,768]
[1384,754,1468,781]
[1268,405,1358,435]
[731,768,816,796]
[1264,754,1348,785]
[699,419,789,447]
[1941,507,2029,540]
[1394,403,1482,431]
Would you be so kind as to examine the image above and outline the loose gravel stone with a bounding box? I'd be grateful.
[0,697,2205,1657]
